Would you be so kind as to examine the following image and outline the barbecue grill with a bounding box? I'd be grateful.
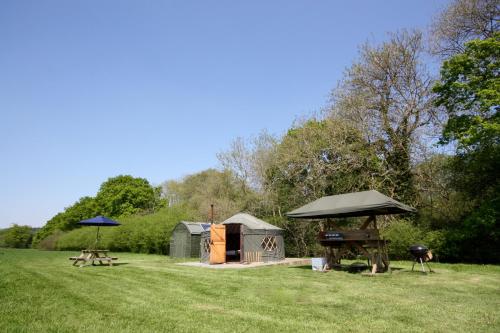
[409,244,433,273]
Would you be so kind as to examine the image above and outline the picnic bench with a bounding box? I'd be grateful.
[69,249,118,267]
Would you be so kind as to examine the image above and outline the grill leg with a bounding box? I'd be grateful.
[426,261,434,273]
[419,258,426,273]
[412,261,416,271]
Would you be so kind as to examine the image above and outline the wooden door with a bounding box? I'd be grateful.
[209,224,226,264]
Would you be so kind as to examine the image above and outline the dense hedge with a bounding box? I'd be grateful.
[55,206,192,254]
[382,219,446,260]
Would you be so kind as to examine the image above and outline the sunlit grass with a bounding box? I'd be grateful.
[0,248,499,332]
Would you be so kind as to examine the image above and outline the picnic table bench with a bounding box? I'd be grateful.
[69,250,118,267]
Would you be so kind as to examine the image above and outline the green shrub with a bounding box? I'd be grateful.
[382,220,423,260]
[56,205,193,254]
[36,230,65,250]
[422,230,446,261]
[382,220,447,260]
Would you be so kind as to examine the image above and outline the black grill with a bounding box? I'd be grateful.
[409,244,433,273]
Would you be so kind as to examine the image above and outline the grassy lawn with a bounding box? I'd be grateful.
[0,249,499,332]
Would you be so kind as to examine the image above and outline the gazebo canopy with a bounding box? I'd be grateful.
[286,190,416,219]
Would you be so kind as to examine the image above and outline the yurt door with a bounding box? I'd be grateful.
[209,224,226,264]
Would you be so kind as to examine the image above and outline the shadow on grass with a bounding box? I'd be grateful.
[289,264,406,274]
[394,269,436,275]
[76,262,130,268]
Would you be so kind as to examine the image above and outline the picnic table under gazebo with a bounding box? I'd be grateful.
[287,190,416,273]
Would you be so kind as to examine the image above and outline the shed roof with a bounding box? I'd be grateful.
[286,190,416,219]
[222,213,282,230]
[180,221,211,234]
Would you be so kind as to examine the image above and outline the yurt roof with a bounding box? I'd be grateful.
[222,213,282,230]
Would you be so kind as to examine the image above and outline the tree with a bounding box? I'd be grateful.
[217,130,278,216]
[433,33,500,263]
[163,169,250,221]
[1,224,33,248]
[265,118,383,214]
[217,130,278,193]
[433,33,499,199]
[330,30,437,204]
[430,0,499,57]
[261,118,383,256]
[33,196,99,245]
[96,175,158,217]
[34,175,162,247]
[433,33,500,155]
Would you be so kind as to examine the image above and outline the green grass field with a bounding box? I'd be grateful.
[0,249,499,332]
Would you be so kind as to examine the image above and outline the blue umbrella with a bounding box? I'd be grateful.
[78,216,120,248]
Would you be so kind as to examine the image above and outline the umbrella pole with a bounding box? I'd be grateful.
[95,226,100,249]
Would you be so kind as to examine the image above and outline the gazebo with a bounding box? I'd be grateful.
[287,190,416,273]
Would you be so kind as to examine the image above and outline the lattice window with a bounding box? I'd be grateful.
[261,236,277,252]
[203,238,210,254]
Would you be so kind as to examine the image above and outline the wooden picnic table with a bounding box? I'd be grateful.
[69,249,118,267]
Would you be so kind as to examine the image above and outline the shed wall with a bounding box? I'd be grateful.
[170,224,191,258]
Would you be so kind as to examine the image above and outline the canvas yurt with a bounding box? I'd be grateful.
[200,213,285,264]
[169,222,210,258]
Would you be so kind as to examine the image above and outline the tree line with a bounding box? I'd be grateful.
[3,0,498,262]
[164,0,499,262]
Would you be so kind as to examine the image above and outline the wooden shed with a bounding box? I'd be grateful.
[169,222,210,258]
[200,213,285,264]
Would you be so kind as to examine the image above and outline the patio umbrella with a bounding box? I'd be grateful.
[77,216,120,249]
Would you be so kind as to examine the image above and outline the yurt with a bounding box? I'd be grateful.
[200,213,285,263]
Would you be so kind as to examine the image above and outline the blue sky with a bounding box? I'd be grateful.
[0,1,446,228]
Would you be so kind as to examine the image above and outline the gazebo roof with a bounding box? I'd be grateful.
[286,190,416,219]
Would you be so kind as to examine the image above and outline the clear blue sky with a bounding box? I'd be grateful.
[0,0,446,228]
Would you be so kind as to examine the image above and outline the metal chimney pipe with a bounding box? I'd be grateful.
[210,204,214,224]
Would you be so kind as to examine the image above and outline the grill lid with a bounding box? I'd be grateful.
[409,244,429,257]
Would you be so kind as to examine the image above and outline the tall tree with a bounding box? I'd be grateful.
[433,33,500,156]
[263,118,383,256]
[217,130,278,193]
[265,118,383,214]
[433,33,499,262]
[217,130,278,215]
[430,0,499,57]
[330,30,437,203]
[96,175,158,217]
[163,169,250,221]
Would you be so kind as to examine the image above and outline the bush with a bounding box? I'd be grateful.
[382,220,422,260]
[56,205,193,254]
[36,230,65,250]
[381,219,446,260]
